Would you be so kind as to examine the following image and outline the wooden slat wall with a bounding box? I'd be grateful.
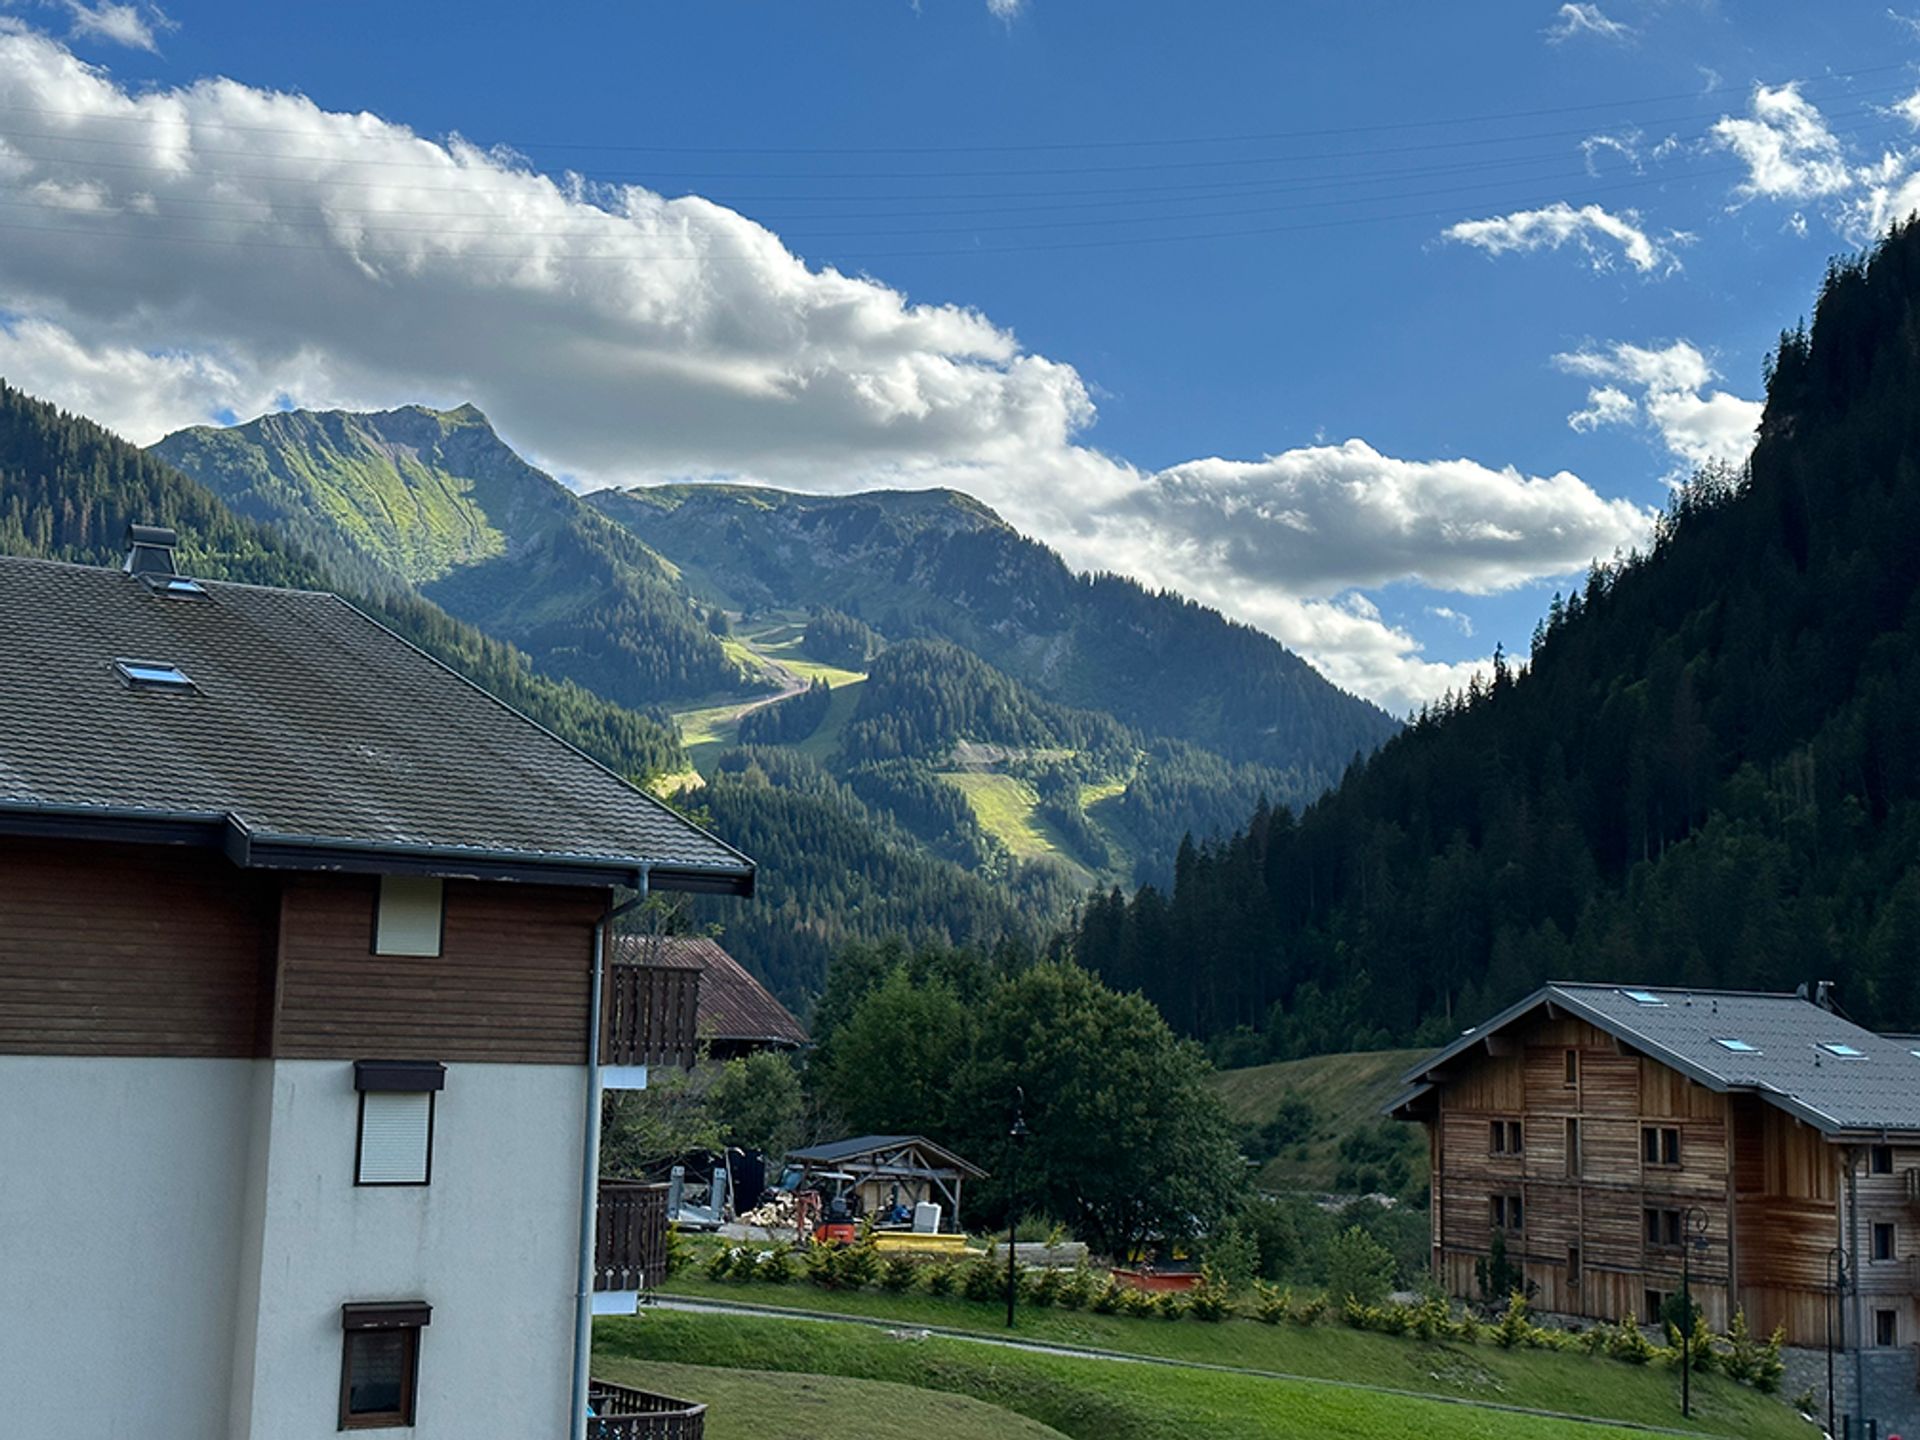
[1430,1011,1751,1329]
[273,875,605,1063]
[0,837,276,1056]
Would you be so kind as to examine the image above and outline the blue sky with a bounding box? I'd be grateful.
[0,1,1914,708]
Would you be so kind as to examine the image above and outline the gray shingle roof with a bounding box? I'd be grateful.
[0,556,753,894]
[1396,982,1920,1135]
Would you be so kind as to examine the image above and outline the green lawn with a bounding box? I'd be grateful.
[601,1357,1070,1440]
[599,1310,1806,1440]
[1210,1047,1431,1191]
[652,1279,1811,1439]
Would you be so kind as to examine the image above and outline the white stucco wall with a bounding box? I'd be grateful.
[1,1056,588,1440]
[235,1059,587,1440]
[0,1055,255,1440]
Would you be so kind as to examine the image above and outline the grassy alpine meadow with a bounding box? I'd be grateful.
[596,1310,1805,1440]
[650,1276,1813,1439]
[1209,1048,1432,1193]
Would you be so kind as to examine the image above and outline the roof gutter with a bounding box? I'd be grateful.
[0,801,752,896]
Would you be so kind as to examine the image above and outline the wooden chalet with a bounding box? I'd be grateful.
[0,533,751,1440]
[1393,982,1920,1429]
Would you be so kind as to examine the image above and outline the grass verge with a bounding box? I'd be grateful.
[599,1310,1800,1440]
[653,1278,1811,1439]
[599,1356,1070,1440]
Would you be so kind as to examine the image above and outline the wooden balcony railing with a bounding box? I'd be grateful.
[595,1180,669,1293]
[587,1380,705,1440]
[604,961,700,1069]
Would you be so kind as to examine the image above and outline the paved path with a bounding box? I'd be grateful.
[649,1293,1761,1438]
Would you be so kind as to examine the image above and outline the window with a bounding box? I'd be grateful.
[1642,1126,1681,1167]
[374,876,444,958]
[1567,1245,1582,1286]
[1623,989,1666,1006]
[1566,1117,1582,1177]
[1876,1309,1899,1348]
[1487,1119,1523,1155]
[114,657,194,690]
[340,1302,429,1429]
[1873,1223,1896,1263]
[1818,1042,1867,1059]
[1872,1145,1895,1176]
[1644,1288,1668,1322]
[1490,1192,1524,1234]
[1713,1037,1760,1053]
[354,1060,445,1187]
[1645,1207,1684,1249]
[1564,1049,1579,1087]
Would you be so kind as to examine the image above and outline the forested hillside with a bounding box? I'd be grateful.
[0,383,684,780]
[681,749,1078,1002]
[152,404,749,708]
[588,482,1398,780]
[1078,226,1920,1057]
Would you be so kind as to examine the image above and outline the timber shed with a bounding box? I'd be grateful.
[785,1135,984,1230]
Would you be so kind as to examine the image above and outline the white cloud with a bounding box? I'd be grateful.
[1890,9,1920,41]
[1427,606,1475,638]
[0,27,1651,713]
[1712,83,1854,202]
[1103,440,1653,596]
[63,2,169,52]
[1442,202,1686,275]
[986,0,1022,17]
[1545,3,1635,44]
[1555,341,1762,472]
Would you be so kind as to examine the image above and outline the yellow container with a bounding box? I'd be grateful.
[872,1231,970,1254]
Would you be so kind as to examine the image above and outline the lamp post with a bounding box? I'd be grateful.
[1681,1206,1709,1419]
[1006,1086,1027,1329]
[1827,1245,1850,1440]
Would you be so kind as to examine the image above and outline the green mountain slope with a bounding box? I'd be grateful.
[0,382,683,781]
[586,483,1399,780]
[151,405,750,709]
[1077,222,1920,1055]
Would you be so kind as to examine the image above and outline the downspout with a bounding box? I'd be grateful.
[1848,1146,1864,1438]
[569,872,649,1440]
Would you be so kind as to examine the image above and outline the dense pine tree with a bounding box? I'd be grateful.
[1075,224,1920,1056]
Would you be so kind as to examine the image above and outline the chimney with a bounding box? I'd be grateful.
[123,524,178,577]
[1814,979,1837,1012]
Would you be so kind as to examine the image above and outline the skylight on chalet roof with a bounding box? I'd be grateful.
[1818,1042,1867,1058]
[1622,989,1666,1006]
[144,575,207,598]
[114,658,194,691]
[1714,1038,1760,1053]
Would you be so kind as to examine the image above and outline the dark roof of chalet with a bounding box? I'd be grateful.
[787,1134,986,1178]
[0,555,754,895]
[615,935,807,1048]
[1391,982,1920,1137]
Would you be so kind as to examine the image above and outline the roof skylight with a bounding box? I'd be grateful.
[1622,989,1667,1006]
[1817,1042,1867,1058]
[145,575,207,598]
[1714,1038,1759,1053]
[115,658,194,691]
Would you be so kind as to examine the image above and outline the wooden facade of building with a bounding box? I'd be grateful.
[1396,985,1920,1359]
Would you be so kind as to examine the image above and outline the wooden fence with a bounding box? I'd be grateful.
[587,1380,705,1440]
[595,1180,670,1293]
[603,961,700,1069]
